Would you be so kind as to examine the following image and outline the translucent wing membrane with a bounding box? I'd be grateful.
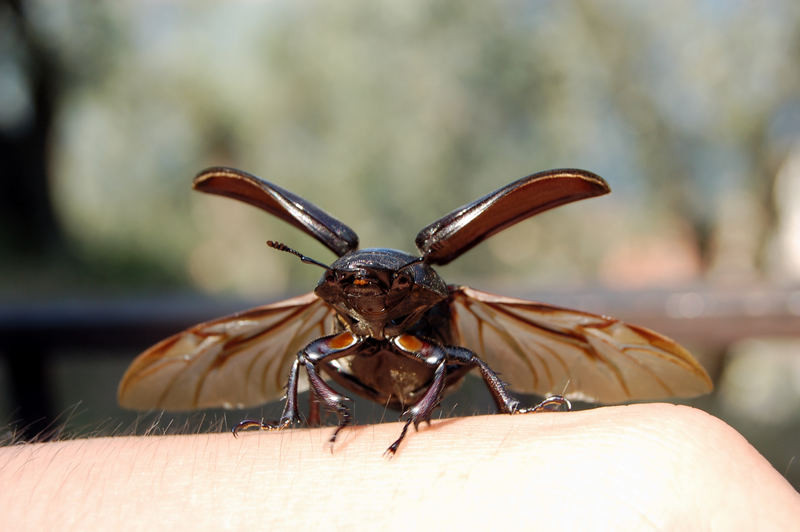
[194,167,359,257]
[118,293,337,410]
[450,287,712,403]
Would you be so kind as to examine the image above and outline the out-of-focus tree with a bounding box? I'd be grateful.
[2,0,799,297]
[0,0,64,258]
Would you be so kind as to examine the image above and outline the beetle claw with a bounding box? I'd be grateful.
[514,395,572,414]
[383,446,398,459]
[232,417,294,437]
[411,417,432,431]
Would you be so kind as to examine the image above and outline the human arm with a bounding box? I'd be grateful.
[1,403,797,530]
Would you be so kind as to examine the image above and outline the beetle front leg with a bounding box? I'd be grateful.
[385,361,447,456]
[387,334,451,455]
[300,331,364,447]
[232,357,302,436]
[302,354,353,447]
[306,388,322,427]
[233,332,361,443]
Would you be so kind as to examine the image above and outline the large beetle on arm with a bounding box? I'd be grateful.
[119,167,712,455]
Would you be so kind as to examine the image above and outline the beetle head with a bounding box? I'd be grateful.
[314,248,448,339]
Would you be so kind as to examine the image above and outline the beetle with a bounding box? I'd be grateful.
[118,167,713,454]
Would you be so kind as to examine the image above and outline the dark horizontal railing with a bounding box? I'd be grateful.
[2,285,799,439]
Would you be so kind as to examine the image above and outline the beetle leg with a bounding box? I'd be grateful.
[387,334,454,455]
[232,357,302,436]
[298,332,362,446]
[385,361,447,456]
[429,343,572,415]
[306,389,322,427]
[514,395,571,414]
[433,344,523,414]
[302,357,353,447]
[232,332,361,443]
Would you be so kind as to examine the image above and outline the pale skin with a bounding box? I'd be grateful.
[1,404,798,530]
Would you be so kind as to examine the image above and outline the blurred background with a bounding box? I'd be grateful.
[1,1,799,488]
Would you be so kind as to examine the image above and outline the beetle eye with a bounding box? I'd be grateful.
[393,273,412,289]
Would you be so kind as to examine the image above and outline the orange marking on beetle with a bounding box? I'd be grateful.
[396,334,424,352]
[353,279,369,286]
[328,331,356,349]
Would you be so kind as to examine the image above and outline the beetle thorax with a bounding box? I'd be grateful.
[313,248,448,339]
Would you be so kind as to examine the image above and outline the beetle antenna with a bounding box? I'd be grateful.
[266,241,330,270]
